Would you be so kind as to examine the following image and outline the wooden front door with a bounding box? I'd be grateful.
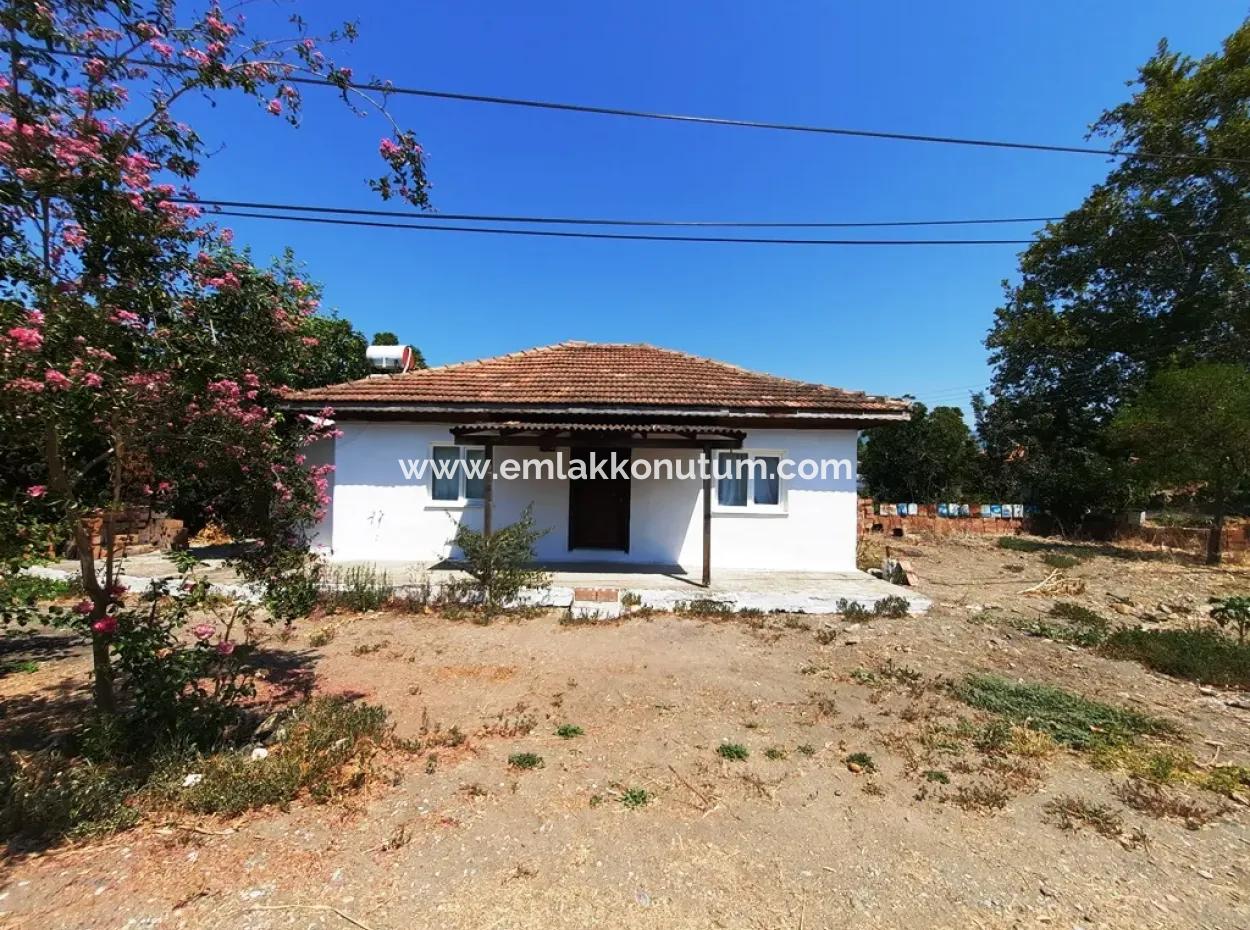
[568,447,631,551]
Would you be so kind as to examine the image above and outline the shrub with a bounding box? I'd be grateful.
[950,673,1176,749]
[324,564,394,612]
[764,747,787,760]
[452,505,550,613]
[835,599,873,621]
[619,786,650,809]
[0,752,139,843]
[555,724,583,739]
[1101,628,1250,689]
[148,697,392,816]
[1044,796,1123,837]
[674,598,735,616]
[716,742,749,761]
[507,752,544,770]
[264,558,323,621]
[1209,596,1250,644]
[873,595,911,618]
[0,573,71,616]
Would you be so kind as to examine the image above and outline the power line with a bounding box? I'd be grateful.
[183,198,1062,229]
[206,207,1035,245]
[34,47,1250,168]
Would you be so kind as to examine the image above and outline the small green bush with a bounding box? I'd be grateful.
[1209,596,1250,644]
[508,752,544,770]
[873,595,911,618]
[764,747,787,760]
[835,598,873,621]
[619,786,651,809]
[555,724,583,739]
[453,505,551,614]
[674,598,735,616]
[716,742,749,761]
[1101,628,1250,690]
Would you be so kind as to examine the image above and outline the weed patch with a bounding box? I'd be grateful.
[717,742,749,761]
[1114,779,1227,827]
[1101,628,1250,689]
[950,781,1009,812]
[619,786,651,809]
[1044,796,1123,838]
[844,751,877,773]
[507,752,544,770]
[1042,553,1081,570]
[951,673,1176,750]
[555,724,583,739]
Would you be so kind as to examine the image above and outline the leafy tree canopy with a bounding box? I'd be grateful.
[1112,364,1250,563]
[976,20,1250,525]
[859,402,983,502]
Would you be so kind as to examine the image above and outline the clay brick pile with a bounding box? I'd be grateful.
[858,499,1027,538]
[73,507,189,559]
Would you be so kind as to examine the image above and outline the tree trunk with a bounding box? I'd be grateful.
[44,426,116,714]
[1206,489,1226,566]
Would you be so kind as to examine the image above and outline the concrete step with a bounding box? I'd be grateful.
[569,586,622,620]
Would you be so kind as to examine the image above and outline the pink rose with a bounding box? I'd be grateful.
[215,641,235,656]
[192,623,215,640]
[7,327,43,351]
[26,485,46,498]
[91,616,118,635]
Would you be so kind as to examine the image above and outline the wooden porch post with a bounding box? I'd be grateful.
[482,441,494,538]
[702,443,712,587]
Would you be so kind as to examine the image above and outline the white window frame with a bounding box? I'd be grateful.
[426,442,487,509]
[712,449,787,515]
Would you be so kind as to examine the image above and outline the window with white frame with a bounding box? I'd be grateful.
[714,450,784,512]
[429,444,487,505]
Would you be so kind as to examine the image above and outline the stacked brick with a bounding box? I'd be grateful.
[858,499,1027,538]
[73,508,189,559]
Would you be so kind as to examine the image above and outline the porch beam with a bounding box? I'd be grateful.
[452,433,742,450]
[702,442,712,587]
[482,440,494,538]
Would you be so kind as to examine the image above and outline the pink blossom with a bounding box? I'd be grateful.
[5,377,44,393]
[379,138,400,158]
[266,99,282,116]
[111,309,143,329]
[301,336,319,347]
[62,225,86,248]
[26,485,46,498]
[82,372,103,388]
[216,641,235,656]
[7,327,43,351]
[91,616,118,635]
[44,369,72,390]
[192,623,215,640]
[73,599,93,615]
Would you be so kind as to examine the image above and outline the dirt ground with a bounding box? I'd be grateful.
[2,534,1249,930]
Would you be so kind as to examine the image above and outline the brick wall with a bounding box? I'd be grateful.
[858,500,1027,538]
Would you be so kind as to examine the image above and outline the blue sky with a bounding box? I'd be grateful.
[183,1,1244,415]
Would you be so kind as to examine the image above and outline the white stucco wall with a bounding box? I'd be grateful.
[318,422,860,572]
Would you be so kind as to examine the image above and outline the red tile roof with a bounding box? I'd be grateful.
[284,342,909,417]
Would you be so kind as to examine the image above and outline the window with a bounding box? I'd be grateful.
[429,444,488,505]
[714,450,785,513]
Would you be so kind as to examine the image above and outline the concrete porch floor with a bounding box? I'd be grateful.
[336,559,931,615]
[37,550,931,616]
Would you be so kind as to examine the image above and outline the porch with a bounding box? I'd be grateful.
[336,559,932,617]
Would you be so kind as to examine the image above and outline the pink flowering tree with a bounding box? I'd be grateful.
[0,1,429,721]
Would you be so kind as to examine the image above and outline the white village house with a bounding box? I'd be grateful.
[285,342,910,586]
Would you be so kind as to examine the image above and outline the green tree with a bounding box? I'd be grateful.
[859,402,982,502]
[976,21,1250,526]
[1112,365,1250,564]
[0,0,430,716]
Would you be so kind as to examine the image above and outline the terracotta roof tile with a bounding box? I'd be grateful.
[284,342,909,416]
